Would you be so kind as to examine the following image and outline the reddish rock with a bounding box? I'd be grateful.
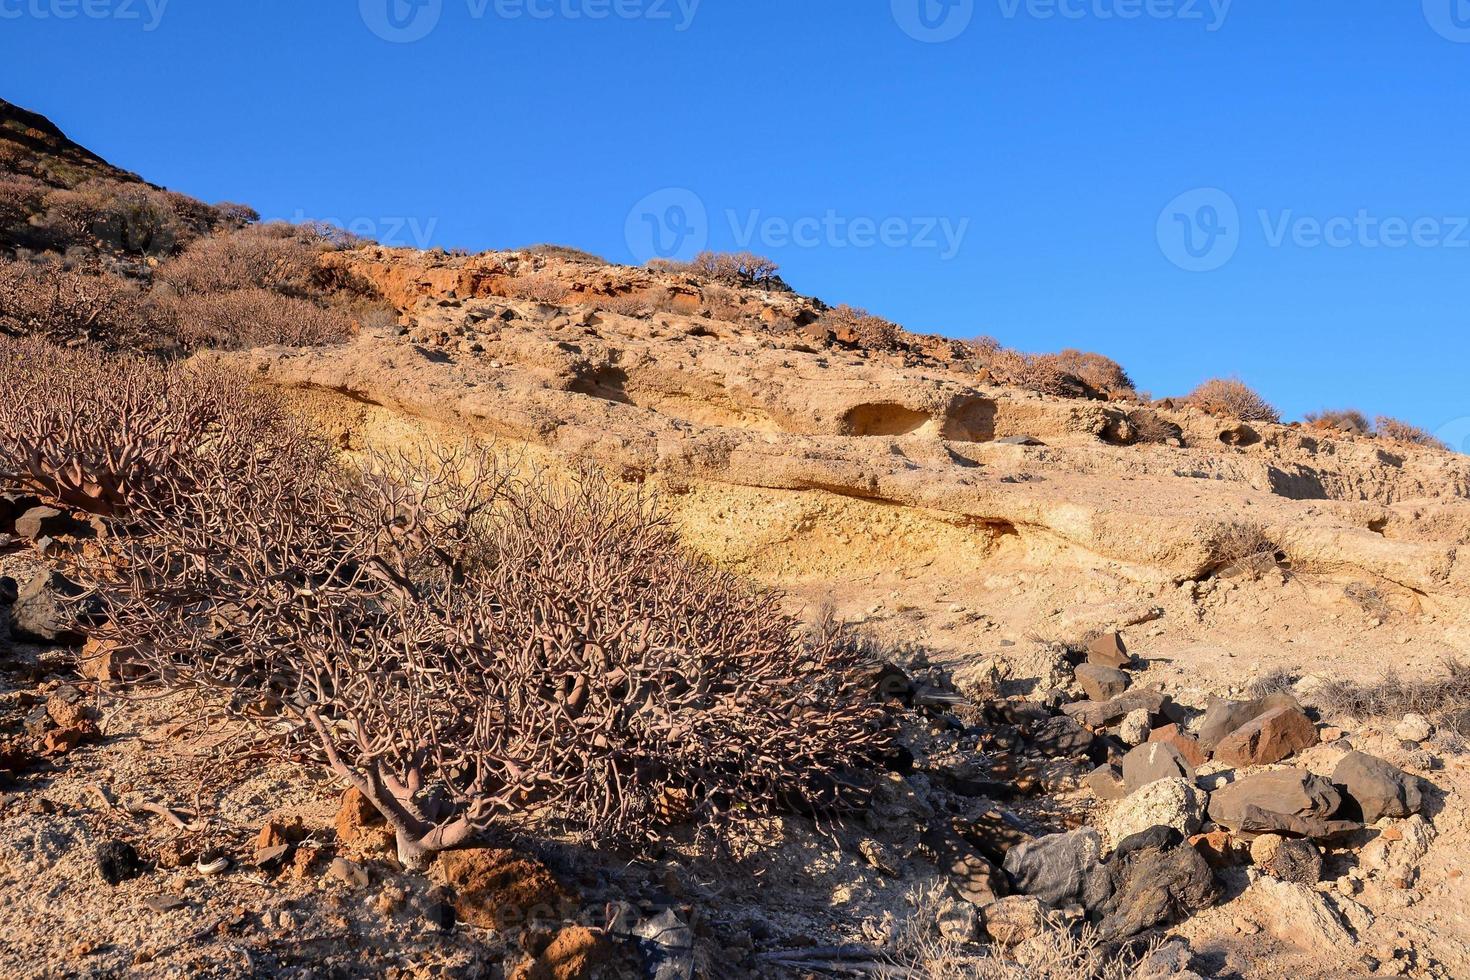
[1149,723,1209,767]
[334,787,392,852]
[509,926,624,980]
[1086,631,1131,669]
[1076,663,1129,702]
[1189,830,1248,869]
[439,848,575,930]
[1213,706,1317,767]
[46,694,91,730]
[42,721,99,756]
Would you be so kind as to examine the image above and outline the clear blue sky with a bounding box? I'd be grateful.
[4,1,1469,438]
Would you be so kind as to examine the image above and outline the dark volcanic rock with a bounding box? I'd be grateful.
[1093,827,1218,941]
[10,570,95,645]
[1333,751,1425,823]
[1197,693,1302,750]
[1076,663,1129,702]
[96,840,144,886]
[1002,829,1112,911]
[1207,770,1349,838]
[1029,715,1096,757]
[1062,690,1172,730]
[1213,706,1318,767]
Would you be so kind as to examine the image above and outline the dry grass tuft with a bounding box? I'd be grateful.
[1305,409,1372,436]
[1206,521,1283,579]
[1314,659,1470,733]
[1375,416,1449,451]
[504,272,570,305]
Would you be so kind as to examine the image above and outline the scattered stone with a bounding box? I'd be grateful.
[439,848,573,930]
[14,506,94,545]
[1208,770,1350,838]
[630,908,696,980]
[1106,777,1206,845]
[927,832,1005,905]
[1212,706,1318,767]
[1076,663,1129,702]
[1250,834,1323,884]
[0,492,40,533]
[327,857,369,889]
[43,721,100,756]
[1095,827,1217,941]
[45,694,91,730]
[1084,764,1128,801]
[1359,814,1436,885]
[96,840,144,886]
[1029,715,1095,757]
[1189,830,1248,869]
[1394,713,1434,744]
[1118,708,1151,746]
[10,570,93,646]
[1148,724,1210,767]
[1246,877,1356,947]
[1001,829,1112,911]
[421,885,457,932]
[1197,693,1302,750]
[334,787,392,851]
[981,895,1048,947]
[1087,631,1131,669]
[1062,689,1171,730]
[1121,742,1197,794]
[1334,752,1424,823]
[858,838,900,877]
[935,896,979,943]
[141,896,187,914]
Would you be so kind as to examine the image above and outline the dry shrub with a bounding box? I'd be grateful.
[1050,349,1134,396]
[1344,581,1392,620]
[593,291,652,318]
[158,287,353,350]
[0,175,46,230]
[212,202,261,228]
[988,349,1088,398]
[1245,667,1298,699]
[1185,378,1280,424]
[1314,659,1470,732]
[1306,408,1371,436]
[1205,520,1282,579]
[505,272,570,305]
[44,362,889,866]
[819,304,904,351]
[0,256,148,345]
[687,250,781,288]
[0,336,267,516]
[1128,408,1183,445]
[863,879,1157,980]
[37,179,214,256]
[522,243,607,264]
[159,226,322,296]
[1376,416,1448,451]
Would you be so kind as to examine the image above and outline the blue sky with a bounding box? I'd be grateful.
[4,1,1469,438]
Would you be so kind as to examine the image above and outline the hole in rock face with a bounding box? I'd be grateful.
[1218,424,1260,448]
[941,398,998,442]
[841,403,931,437]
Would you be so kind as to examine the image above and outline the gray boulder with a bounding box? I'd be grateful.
[1121,742,1196,794]
[1207,769,1352,838]
[1197,693,1301,749]
[1333,751,1425,823]
[1093,826,1218,941]
[1002,829,1112,911]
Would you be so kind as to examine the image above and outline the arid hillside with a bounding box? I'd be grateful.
[2,100,1469,980]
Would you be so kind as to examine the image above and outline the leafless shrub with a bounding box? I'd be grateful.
[212,202,260,228]
[1305,408,1371,436]
[687,250,781,288]
[860,879,1156,980]
[1376,416,1449,451]
[0,336,272,516]
[1205,520,1282,579]
[65,407,889,866]
[158,287,353,350]
[522,243,607,264]
[0,255,149,345]
[819,304,905,352]
[987,349,1089,398]
[1185,378,1280,424]
[37,180,213,256]
[1314,659,1470,733]
[158,227,322,296]
[1050,349,1134,396]
[594,291,653,318]
[1246,666,1298,699]
[1128,408,1183,445]
[0,176,46,231]
[504,272,570,305]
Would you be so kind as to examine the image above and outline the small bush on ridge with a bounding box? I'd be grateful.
[1185,377,1280,424]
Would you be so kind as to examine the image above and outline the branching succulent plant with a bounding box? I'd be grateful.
[5,339,892,868]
